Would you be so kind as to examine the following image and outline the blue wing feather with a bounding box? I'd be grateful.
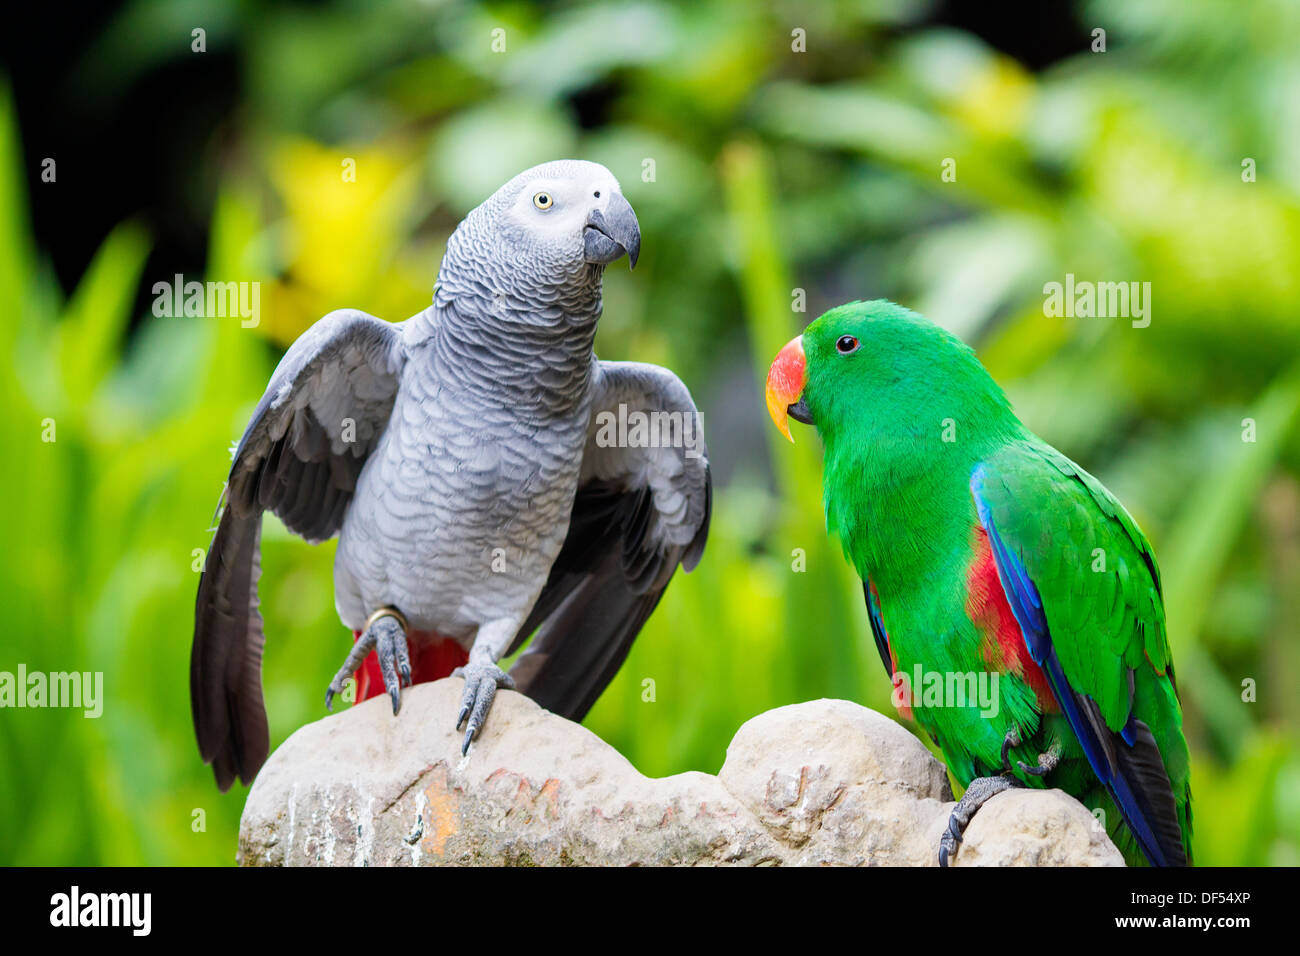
[971,464,1181,867]
[862,580,894,680]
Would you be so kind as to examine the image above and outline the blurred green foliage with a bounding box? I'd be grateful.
[3,0,1299,865]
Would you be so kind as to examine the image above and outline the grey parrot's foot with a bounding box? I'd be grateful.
[452,661,515,755]
[939,773,1021,867]
[325,613,411,715]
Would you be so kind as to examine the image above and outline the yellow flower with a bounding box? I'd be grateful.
[262,138,427,343]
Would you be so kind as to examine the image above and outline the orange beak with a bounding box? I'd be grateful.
[765,335,808,443]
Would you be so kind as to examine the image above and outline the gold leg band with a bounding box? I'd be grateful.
[363,605,409,633]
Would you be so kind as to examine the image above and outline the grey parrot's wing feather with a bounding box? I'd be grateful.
[225,309,406,537]
[506,361,711,720]
[192,309,405,790]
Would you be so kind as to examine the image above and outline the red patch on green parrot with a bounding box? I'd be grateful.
[966,527,1058,713]
[887,649,913,721]
[350,629,469,704]
[867,580,913,720]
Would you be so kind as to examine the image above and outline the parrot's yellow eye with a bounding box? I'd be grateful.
[533,192,553,210]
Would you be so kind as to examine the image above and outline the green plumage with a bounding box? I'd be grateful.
[795,300,1192,865]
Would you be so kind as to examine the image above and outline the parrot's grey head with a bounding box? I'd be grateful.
[437,159,641,321]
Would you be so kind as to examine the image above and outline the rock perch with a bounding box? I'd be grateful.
[238,681,1123,866]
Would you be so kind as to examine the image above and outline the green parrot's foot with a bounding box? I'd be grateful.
[1000,727,1022,773]
[453,661,515,755]
[1017,742,1062,777]
[939,773,1021,867]
[325,613,411,715]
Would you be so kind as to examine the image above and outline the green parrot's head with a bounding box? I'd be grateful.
[765,299,1014,451]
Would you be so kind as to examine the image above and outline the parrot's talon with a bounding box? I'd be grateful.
[1018,743,1062,777]
[939,814,965,867]
[938,773,1021,867]
[452,661,515,752]
[999,727,1022,775]
[324,675,353,711]
[324,612,409,715]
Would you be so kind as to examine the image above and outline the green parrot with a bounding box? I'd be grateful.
[765,299,1191,866]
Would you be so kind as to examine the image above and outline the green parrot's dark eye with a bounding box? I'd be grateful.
[836,335,860,354]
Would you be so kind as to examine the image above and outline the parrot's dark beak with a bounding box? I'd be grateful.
[584,192,641,269]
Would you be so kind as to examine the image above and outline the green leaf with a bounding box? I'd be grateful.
[1162,357,1300,749]
[57,222,151,411]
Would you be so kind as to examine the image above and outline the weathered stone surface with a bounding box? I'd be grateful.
[238,681,1123,867]
[951,786,1124,866]
[718,699,957,866]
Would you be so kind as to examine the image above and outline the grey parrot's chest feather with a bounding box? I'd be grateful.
[332,307,596,639]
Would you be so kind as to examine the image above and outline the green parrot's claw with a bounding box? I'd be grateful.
[940,728,1028,867]
[1018,743,1062,777]
[939,773,1021,867]
[1000,727,1023,774]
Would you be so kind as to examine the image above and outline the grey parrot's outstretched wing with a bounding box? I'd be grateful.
[506,361,711,720]
[192,309,405,790]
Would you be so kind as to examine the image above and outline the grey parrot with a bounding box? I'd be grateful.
[191,160,712,790]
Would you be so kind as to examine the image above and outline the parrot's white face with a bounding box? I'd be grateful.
[505,166,621,240]
[476,159,641,274]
